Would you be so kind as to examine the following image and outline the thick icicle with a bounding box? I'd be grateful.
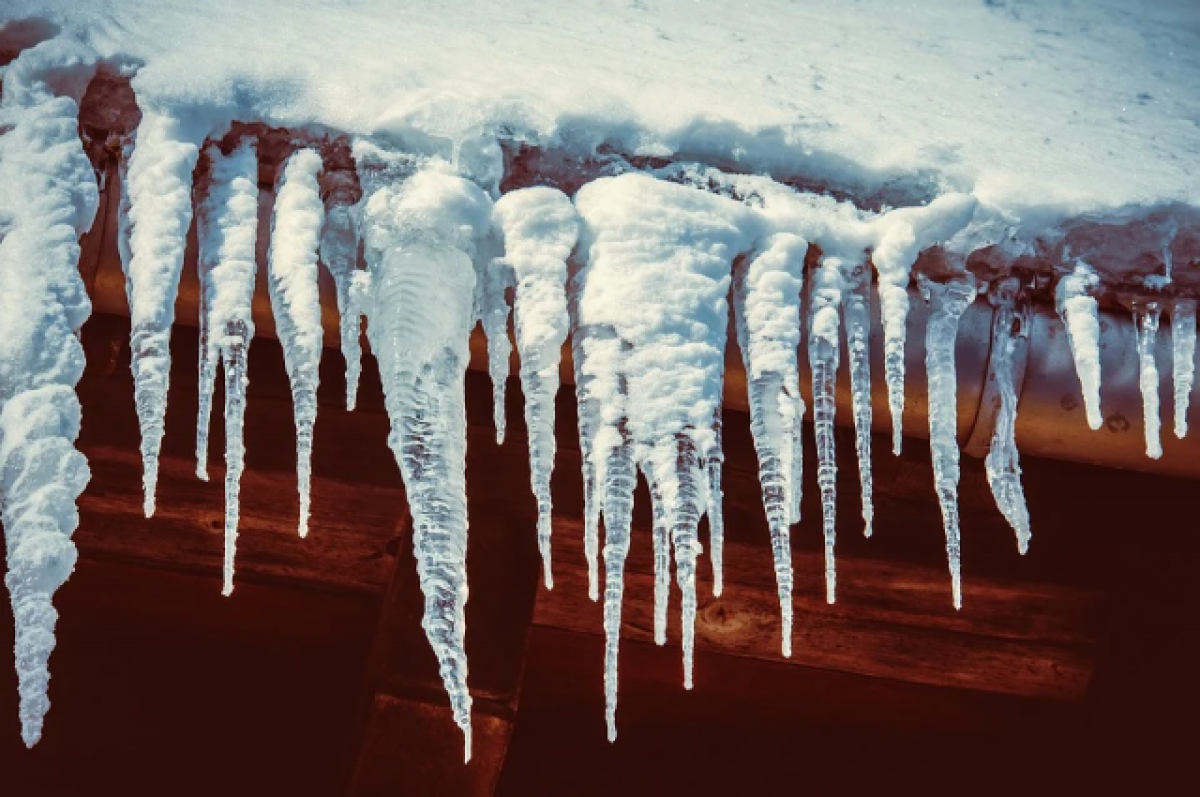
[318,169,365,410]
[120,111,203,516]
[1172,299,1196,438]
[1055,261,1104,430]
[195,139,260,596]
[984,279,1032,553]
[267,148,326,537]
[1133,301,1164,459]
[573,173,755,733]
[919,272,977,610]
[0,39,99,747]
[481,259,514,444]
[871,195,978,454]
[492,188,580,588]
[842,259,874,537]
[733,233,807,656]
[808,258,845,604]
[355,156,493,761]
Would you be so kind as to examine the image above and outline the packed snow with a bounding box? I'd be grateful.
[3,0,1200,758]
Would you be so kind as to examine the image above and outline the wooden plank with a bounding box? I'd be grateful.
[534,517,1102,700]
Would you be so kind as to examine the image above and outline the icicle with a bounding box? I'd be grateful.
[195,139,260,596]
[1172,299,1196,438]
[919,272,977,610]
[120,111,203,515]
[808,258,845,604]
[1133,301,1163,459]
[0,38,99,747]
[1055,261,1104,430]
[573,173,755,732]
[984,279,1031,554]
[318,171,365,410]
[871,194,978,454]
[733,233,806,656]
[493,189,579,585]
[355,155,493,761]
[481,259,514,444]
[842,259,874,537]
[267,148,326,537]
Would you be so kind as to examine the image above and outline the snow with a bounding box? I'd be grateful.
[355,156,494,761]
[267,148,326,537]
[0,38,98,747]
[492,187,579,588]
[194,138,260,596]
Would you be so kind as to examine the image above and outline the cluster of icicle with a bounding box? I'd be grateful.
[4,71,1197,758]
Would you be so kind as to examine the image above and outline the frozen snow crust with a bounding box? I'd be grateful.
[2,0,1200,756]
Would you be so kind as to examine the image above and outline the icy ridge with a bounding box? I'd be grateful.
[194,138,260,596]
[267,148,326,537]
[0,38,99,748]
[355,155,493,762]
[492,187,580,588]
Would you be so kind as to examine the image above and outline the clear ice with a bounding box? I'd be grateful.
[1133,301,1163,459]
[195,139,260,596]
[267,148,326,536]
[984,279,1031,554]
[733,232,807,655]
[1172,299,1196,438]
[919,272,977,610]
[355,154,494,761]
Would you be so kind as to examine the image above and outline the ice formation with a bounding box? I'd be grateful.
[0,38,98,747]
[1055,261,1104,430]
[984,279,1031,554]
[842,259,875,538]
[1133,301,1164,459]
[194,139,260,596]
[572,172,754,739]
[871,195,978,454]
[354,153,493,761]
[808,257,846,604]
[732,233,807,656]
[919,272,977,610]
[1172,299,1197,439]
[491,187,580,588]
[119,111,203,516]
[267,148,326,536]
[318,168,365,410]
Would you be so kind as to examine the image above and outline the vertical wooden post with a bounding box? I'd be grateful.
[346,427,543,796]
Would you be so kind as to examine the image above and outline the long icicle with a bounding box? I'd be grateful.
[267,148,326,537]
[195,139,260,596]
[984,278,1032,553]
[808,257,845,604]
[733,233,806,656]
[1172,299,1197,438]
[920,272,977,609]
[120,110,203,515]
[0,38,99,747]
[318,167,365,410]
[355,154,493,761]
[1055,261,1104,430]
[1133,300,1163,459]
[493,187,580,587]
[842,259,874,537]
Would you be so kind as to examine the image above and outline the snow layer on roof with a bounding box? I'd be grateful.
[4,0,1199,222]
